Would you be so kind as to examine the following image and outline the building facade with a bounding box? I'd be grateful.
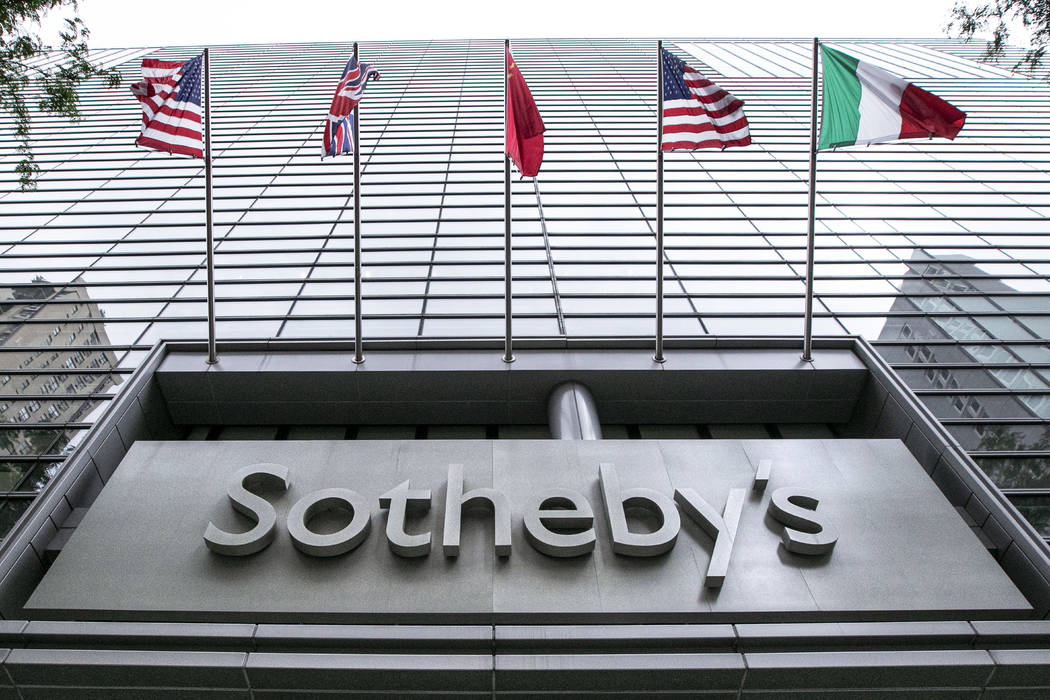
[0,37,1049,694]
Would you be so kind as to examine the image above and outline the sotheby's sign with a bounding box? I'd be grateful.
[27,439,1030,622]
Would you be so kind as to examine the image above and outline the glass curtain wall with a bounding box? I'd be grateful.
[1,38,1048,538]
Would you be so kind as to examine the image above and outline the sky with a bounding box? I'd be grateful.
[37,0,975,49]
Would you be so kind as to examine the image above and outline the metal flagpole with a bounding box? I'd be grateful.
[352,42,365,364]
[654,40,665,364]
[203,48,218,365]
[503,38,514,364]
[801,36,819,363]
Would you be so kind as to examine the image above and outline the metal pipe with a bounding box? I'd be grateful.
[503,38,514,364]
[548,381,602,440]
[203,47,217,365]
[654,39,665,364]
[353,41,365,365]
[802,36,820,363]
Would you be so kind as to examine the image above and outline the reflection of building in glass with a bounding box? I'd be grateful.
[0,38,1047,540]
[0,278,119,532]
[878,251,1050,532]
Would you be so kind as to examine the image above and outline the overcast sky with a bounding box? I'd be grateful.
[37,0,974,49]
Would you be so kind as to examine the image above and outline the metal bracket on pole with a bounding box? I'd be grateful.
[801,37,820,364]
[352,41,365,365]
[203,47,218,365]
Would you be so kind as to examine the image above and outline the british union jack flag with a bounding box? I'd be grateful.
[322,56,380,158]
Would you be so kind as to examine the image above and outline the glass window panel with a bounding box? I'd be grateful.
[978,457,1050,489]
[0,498,33,539]
[1011,344,1050,363]
[948,423,1050,451]
[1019,316,1050,338]
[1008,496,1050,538]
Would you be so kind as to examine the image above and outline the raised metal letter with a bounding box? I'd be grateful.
[287,488,371,557]
[379,480,432,557]
[599,462,679,557]
[768,487,838,556]
[523,488,596,558]
[675,487,746,588]
[753,459,772,492]
[442,463,512,557]
[204,463,290,556]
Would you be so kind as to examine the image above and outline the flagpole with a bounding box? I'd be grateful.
[203,47,217,365]
[654,40,665,364]
[352,41,365,365]
[801,36,819,363]
[503,38,514,364]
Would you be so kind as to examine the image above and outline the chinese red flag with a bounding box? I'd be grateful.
[506,46,545,177]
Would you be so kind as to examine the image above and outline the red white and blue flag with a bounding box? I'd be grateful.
[661,48,750,151]
[322,56,380,158]
[130,56,204,158]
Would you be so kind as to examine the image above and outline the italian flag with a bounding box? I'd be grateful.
[818,45,966,150]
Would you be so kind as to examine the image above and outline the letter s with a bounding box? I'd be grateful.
[204,463,290,556]
[768,487,837,556]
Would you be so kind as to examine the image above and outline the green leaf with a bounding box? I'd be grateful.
[0,2,122,190]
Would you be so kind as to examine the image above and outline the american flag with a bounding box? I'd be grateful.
[130,56,204,158]
[322,56,380,158]
[661,48,750,151]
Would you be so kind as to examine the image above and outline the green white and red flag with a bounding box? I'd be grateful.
[818,44,966,150]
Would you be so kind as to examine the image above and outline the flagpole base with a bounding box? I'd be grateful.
[502,354,515,364]
[652,354,666,364]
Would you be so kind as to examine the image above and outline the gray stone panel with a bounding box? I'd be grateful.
[973,620,1050,648]
[158,347,868,426]
[4,648,248,688]
[810,441,1023,618]
[26,439,1030,623]
[1001,543,1050,618]
[22,621,255,649]
[738,692,981,700]
[253,624,491,651]
[741,649,994,689]
[253,694,488,700]
[495,623,735,651]
[987,648,1050,686]
[494,652,745,691]
[245,652,492,691]
[0,547,43,619]
[981,690,1050,700]
[735,621,975,651]
[17,691,248,700]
